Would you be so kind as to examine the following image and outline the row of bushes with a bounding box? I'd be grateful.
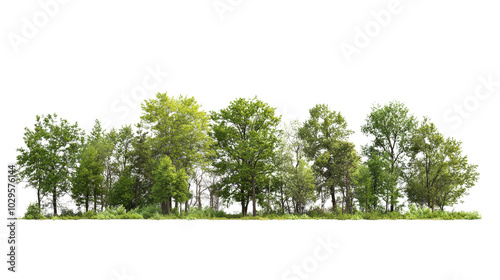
[23,203,481,220]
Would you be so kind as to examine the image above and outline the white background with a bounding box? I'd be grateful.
[0,0,499,279]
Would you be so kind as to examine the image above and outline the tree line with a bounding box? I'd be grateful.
[17,93,479,217]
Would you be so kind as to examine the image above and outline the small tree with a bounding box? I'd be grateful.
[404,118,479,211]
[17,114,82,215]
[299,104,352,212]
[151,155,189,214]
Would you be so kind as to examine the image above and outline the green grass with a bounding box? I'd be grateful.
[23,204,481,220]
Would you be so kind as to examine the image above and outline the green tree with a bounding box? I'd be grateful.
[151,155,189,214]
[211,97,281,216]
[141,93,212,174]
[299,104,352,211]
[72,144,104,212]
[114,125,134,175]
[71,120,108,212]
[404,118,479,211]
[361,101,417,212]
[330,141,360,214]
[288,159,316,214]
[129,123,154,208]
[109,167,136,210]
[364,148,398,212]
[17,114,82,215]
[354,164,377,212]
[141,93,212,212]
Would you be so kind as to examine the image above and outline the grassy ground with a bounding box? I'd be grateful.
[24,204,481,220]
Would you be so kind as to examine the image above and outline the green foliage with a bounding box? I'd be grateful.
[131,204,161,219]
[95,205,144,219]
[19,100,480,220]
[151,155,189,213]
[82,210,97,219]
[141,93,213,174]
[287,160,316,214]
[179,207,226,219]
[109,167,136,210]
[361,101,418,212]
[299,104,353,212]
[211,96,281,216]
[24,203,45,220]
[17,113,83,215]
[404,118,479,211]
[71,121,107,213]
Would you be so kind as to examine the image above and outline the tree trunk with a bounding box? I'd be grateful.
[330,187,336,212]
[37,188,41,211]
[135,178,140,208]
[161,201,166,214]
[52,189,57,216]
[251,175,256,216]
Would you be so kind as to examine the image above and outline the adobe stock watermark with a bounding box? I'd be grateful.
[443,74,499,130]
[213,0,243,21]
[282,235,340,280]
[339,0,415,64]
[110,267,134,280]
[7,0,70,54]
[101,64,169,131]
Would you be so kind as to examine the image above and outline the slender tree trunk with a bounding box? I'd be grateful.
[135,178,140,208]
[330,187,336,212]
[161,201,166,214]
[252,175,256,216]
[85,193,89,212]
[52,189,57,216]
[37,188,41,211]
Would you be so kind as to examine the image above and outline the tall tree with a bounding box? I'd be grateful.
[361,101,417,211]
[17,114,82,215]
[404,118,479,211]
[71,143,104,212]
[115,125,134,175]
[141,93,212,173]
[211,97,281,216]
[299,104,352,211]
[129,123,154,208]
[101,128,119,211]
[141,93,212,211]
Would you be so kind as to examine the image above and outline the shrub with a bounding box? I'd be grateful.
[60,208,76,217]
[134,204,162,219]
[120,212,143,219]
[82,210,97,219]
[24,203,44,220]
